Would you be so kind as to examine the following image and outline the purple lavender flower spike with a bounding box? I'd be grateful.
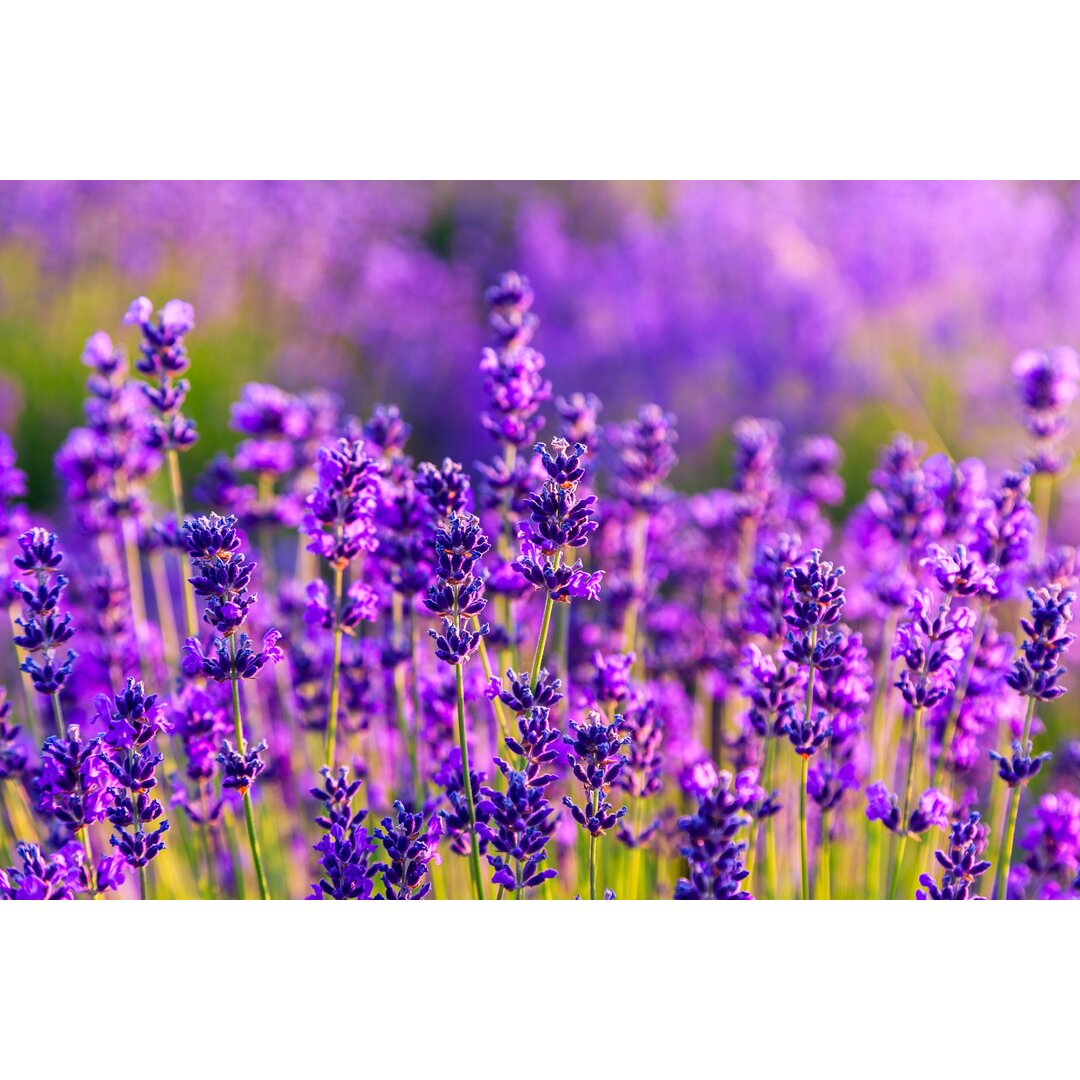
[372,802,442,899]
[476,767,558,894]
[915,812,991,900]
[675,771,753,900]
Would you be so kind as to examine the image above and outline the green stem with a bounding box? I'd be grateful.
[79,827,99,898]
[323,564,345,769]
[589,829,597,901]
[819,814,831,900]
[995,695,1037,900]
[229,636,270,900]
[455,663,485,900]
[50,693,64,739]
[799,755,809,900]
[889,705,924,900]
[798,634,817,901]
[529,592,556,692]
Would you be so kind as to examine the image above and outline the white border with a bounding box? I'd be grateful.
[3,3,1079,177]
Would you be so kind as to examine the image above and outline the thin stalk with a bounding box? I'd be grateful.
[323,563,345,769]
[166,448,199,639]
[994,695,1037,900]
[50,693,64,739]
[527,548,562,692]
[79,827,100,899]
[798,630,817,901]
[819,814,831,900]
[199,786,215,900]
[455,662,485,900]
[889,705,924,900]
[473,621,511,743]
[229,636,270,900]
[589,828,597,900]
[759,733,779,899]
[798,756,809,900]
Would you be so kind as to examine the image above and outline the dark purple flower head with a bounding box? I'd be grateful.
[513,540,603,604]
[35,726,112,830]
[916,811,991,900]
[1006,585,1075,701]
[310,765,367,833]
[562,711,630,838]
[675,772,753,900]
[182,629,283,682]
[303,438,380,569]
[476,767,558,894]
[780,702,831,758]
[373,802,442,900]
[501,705,562,788]
[491,667,563,716]
[990,740,1052,787]
[216,739,268,795]
[415,458,471,520]
[125,296,199,451]
[98,678,169,751]
[892,591,974,710]
[310,823,377,900]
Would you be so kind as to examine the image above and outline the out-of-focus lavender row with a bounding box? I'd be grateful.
[5,181,1080,505]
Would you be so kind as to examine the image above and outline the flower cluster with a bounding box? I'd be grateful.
[12,528,77,699]
[426,511,490,665]
[372,803,442,900]
[181,514,282,681]
[674,772,753,900]
[915,812,991,899]
[562,711,630,837]
[124,296,198,452]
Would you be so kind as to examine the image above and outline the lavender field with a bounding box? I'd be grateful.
[1,180,1078,900]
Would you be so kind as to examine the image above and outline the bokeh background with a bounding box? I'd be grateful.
[2,180,1080,516]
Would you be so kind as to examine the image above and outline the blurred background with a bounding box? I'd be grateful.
[2,180,1079,515]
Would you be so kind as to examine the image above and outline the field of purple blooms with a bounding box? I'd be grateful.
[1,224,1079,899]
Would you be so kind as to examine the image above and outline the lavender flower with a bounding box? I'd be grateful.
[124,296,199,453]
[476,766,558,894]
[373,802,442,899]
[12,529,77,712]
[675,772,753,900]
[1012,346,1080,474]
[916,812,991,900]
